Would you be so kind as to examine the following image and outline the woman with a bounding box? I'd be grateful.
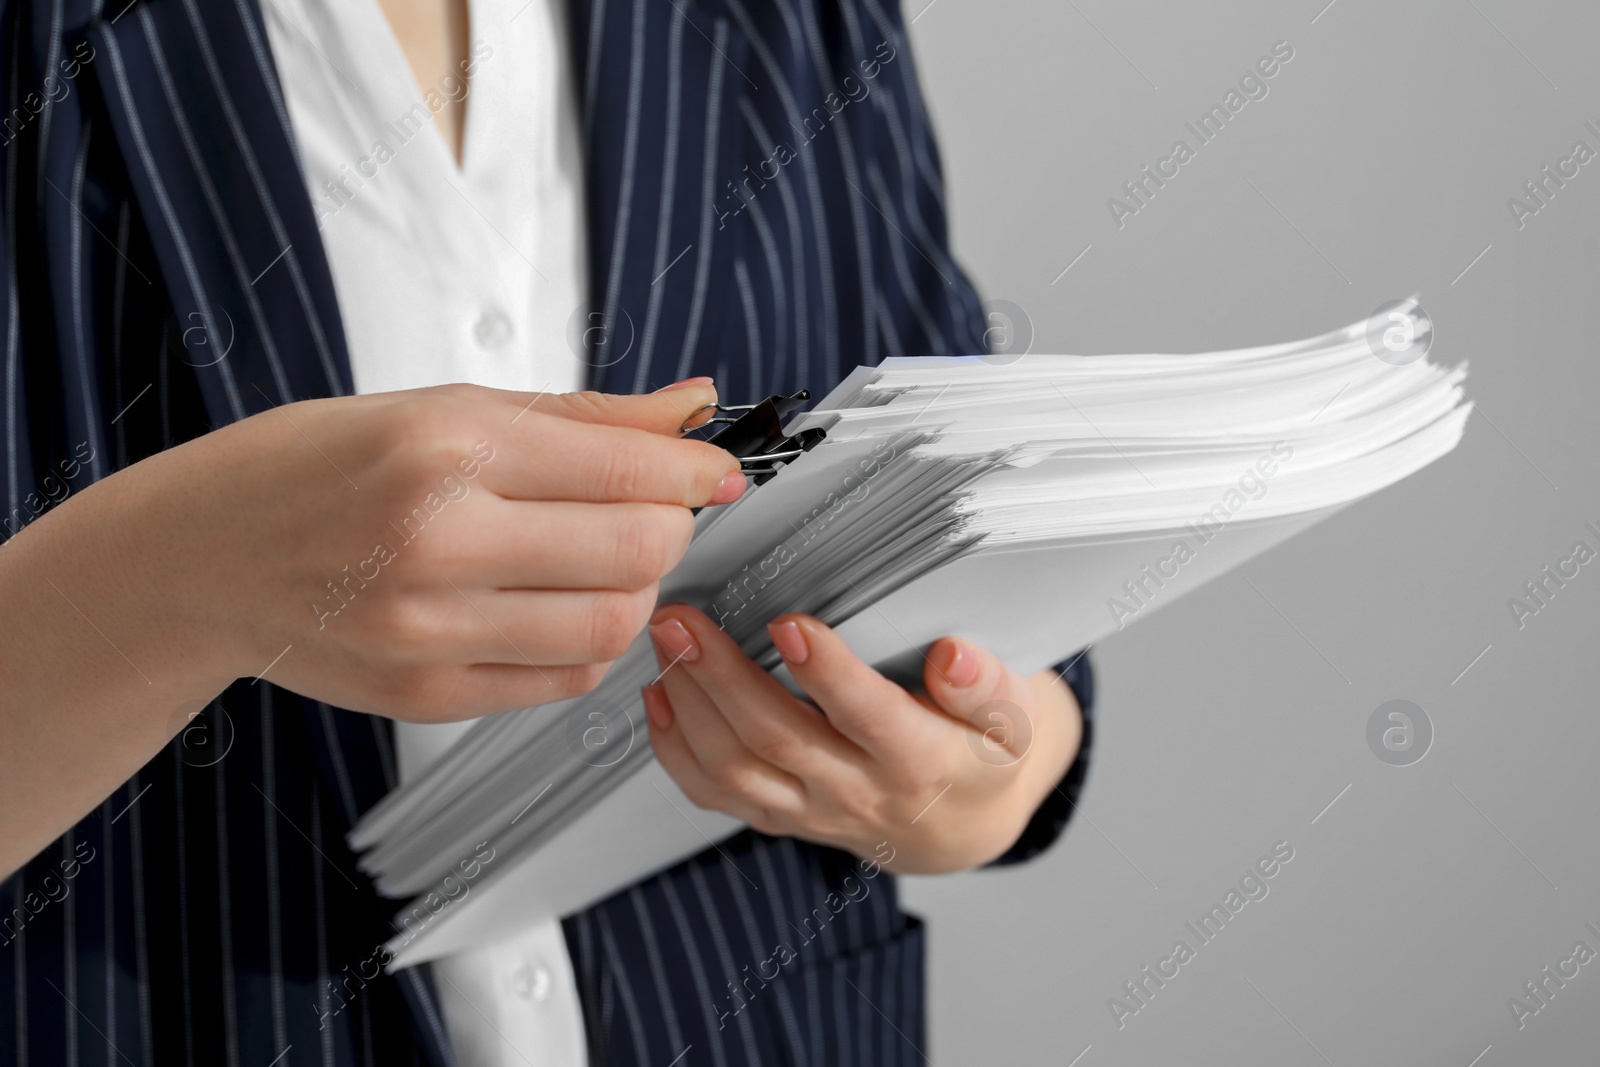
[0,0,1092,1063]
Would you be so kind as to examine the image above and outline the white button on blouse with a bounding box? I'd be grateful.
[264,0,586,399]
[263,1,590,1064]
[474,308,516,351]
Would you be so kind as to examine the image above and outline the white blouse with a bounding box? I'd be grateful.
[263,0,589,1064]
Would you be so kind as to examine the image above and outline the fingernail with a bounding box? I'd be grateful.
[649,616,700,664]
[708,471,747,506]
[656,376,714,393]
[768,620,809,665]
[642,684,675,729]
[933,639,978,688]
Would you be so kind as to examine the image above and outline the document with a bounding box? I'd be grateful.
[351,300,1470,968]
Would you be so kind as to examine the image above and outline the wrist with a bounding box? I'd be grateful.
[0,458,247,873]
[22,438,258,689]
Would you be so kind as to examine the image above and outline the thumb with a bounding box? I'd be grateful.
[923,637,1038,763]
[519,378,720,437]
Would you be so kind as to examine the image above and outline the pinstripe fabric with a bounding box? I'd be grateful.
[578,0,989,401]
[0,0,1093,1064]
[529,575,1097,1066]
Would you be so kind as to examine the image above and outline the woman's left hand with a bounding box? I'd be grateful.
[643,605,1083,874]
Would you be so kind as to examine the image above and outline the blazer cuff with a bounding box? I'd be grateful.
[986,649,1095,867]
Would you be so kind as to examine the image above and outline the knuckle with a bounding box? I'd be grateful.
[614,509,674,586]
[750,730,799,767]
[906,778,946,817]
[850,717,893,752]
[587,593,648,660]
[560,390,611,421]
[833,781,883,824]
[381,597,452,660]
[380,425,474,493]
[436,382,485,405]
[564,661,611,697]
[596,446,651,501]
[369,418,423,474]
[708,760,755,796]
[701,758,737,791]
[902,760,944,798]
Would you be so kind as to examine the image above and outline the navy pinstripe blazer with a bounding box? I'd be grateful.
[0,0,1095,1064]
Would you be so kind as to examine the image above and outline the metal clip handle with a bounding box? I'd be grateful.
[692,389,826,488]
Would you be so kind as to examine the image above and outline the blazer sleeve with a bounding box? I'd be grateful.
[986,649,1095,867]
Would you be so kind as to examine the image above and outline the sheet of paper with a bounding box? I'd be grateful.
[351,299,1471,967]
[383,507,1339,965]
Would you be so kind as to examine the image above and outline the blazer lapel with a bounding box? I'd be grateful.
[86,0,353,426]
[83,0,385,821]
[85,6,461,1063]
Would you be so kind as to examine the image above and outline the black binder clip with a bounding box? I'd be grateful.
[686,389,826,486]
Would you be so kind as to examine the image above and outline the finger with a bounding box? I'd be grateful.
[641,671,808,818]
[922,636,1039,759]
[644,684,789,834]
[485,379,721,436]
[481,411,745,508]
[648,606,861,775]
[765,613,942,760]
[357,586,657,667]
[462,662,613,711]
[371,661,612,722]
[451,501,695,591]
[647,630,788,795]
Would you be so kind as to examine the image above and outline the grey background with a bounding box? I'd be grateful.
[899,1,1600,1064]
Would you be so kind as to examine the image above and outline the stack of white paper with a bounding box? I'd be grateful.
[351,300,1470,967]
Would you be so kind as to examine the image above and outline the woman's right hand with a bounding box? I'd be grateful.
[0,379,739,872]
[178,380,742,720]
